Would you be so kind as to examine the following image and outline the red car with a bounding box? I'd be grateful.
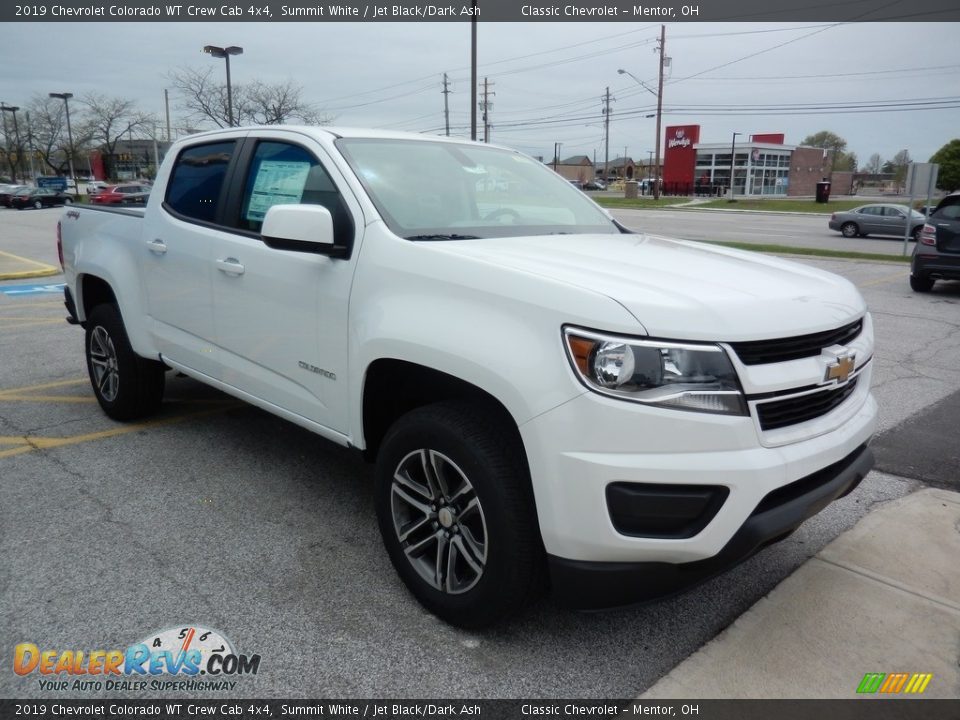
[90,183,151,205]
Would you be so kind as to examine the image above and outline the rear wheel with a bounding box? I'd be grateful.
[63,197,73,205]
[85,304,165,420]
[911,225,922,242]
[375,402,545,628]
[33,200,43,210]
[840,222,859,238]
[910,274,934,292]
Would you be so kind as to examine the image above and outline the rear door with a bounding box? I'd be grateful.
[141,137,242,379]
[855,206,883,233]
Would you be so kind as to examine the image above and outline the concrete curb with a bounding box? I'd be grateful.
[640,487,960,699]
[0,249,61,281]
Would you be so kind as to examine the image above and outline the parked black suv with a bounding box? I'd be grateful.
[911,192,960,292]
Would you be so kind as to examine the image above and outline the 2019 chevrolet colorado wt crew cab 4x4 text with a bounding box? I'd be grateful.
[59,126,877,627]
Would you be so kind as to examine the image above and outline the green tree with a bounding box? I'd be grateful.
[930,139,960,191]
[801,130,852,171]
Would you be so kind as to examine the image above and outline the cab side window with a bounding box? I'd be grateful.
[165,141,236,224]
[238,141,354,248]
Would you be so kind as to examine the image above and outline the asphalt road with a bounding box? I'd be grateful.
[610,207,917,256]
[1,209,957,700]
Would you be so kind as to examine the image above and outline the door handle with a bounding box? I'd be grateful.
[147,238,167,255]
[216,257,245,276]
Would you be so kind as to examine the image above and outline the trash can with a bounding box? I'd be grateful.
[816,181,831,203]
[624,180,639,199]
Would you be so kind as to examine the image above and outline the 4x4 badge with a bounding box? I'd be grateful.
[825,354,856,383]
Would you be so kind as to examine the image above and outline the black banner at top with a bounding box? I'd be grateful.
[3,699,960,720]
[4,0,960,22]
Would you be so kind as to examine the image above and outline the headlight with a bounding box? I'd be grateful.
[564,327,747,415]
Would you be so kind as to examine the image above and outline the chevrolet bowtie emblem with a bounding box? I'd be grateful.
[825,354,856,383]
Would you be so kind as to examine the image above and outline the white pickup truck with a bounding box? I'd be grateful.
[59,126,877,627]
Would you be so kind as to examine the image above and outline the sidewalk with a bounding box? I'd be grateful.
[0,249,60,280]
[641,487,960,699]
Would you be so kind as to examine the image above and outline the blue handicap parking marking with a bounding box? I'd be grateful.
[0,283,66,296]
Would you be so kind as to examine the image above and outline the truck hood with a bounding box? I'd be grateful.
[432,233,866,341]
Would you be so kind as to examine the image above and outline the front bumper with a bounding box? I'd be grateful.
[549,443,873,610]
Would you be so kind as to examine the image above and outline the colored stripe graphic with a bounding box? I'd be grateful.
[857,673,885,693]
[858,672,932,694]
[905,673,933,694]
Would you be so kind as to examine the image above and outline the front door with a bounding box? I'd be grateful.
[209,133,362,432]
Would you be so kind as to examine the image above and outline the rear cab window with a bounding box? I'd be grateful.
[164,140,236,224]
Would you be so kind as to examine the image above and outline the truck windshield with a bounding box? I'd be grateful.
[336,138,619,240]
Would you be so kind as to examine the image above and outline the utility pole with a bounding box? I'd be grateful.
[480,77,495,143]
[554,142,562,172]
[470,9,477,141]
[442,73,451,137]
[602,87,613,183]
[653,24,665,200]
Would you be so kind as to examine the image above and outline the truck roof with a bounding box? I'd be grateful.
[173,125,510,150]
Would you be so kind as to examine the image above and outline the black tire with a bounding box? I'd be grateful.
[85,304,165,420]
[63,197,73,205]
[375,402,546,628]
[911,225,922,242]
[910,274,934,292]
[33,200,42,210]
[840,222,859,238]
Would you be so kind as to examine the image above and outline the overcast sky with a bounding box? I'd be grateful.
[2,21,957,167]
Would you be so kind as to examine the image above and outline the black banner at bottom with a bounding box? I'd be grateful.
[3,699,960,720]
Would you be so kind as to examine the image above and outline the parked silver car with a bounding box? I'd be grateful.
[828,204,925,241]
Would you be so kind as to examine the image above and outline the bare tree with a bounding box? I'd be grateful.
[245,79,327,125]
[863,153,883,175]
[168,67,329,129]
[883,149,912,188]
[80,93,152,179]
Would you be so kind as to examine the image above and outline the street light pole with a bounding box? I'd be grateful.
[617,60,663,197]
[729,131,742,199]
[49,93,76,192]
[203,45,244,127]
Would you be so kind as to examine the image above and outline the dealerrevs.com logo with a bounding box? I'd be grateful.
[14,625,261,692]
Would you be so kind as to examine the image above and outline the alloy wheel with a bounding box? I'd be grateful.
[88,326,120,402]
[390,449,488,594]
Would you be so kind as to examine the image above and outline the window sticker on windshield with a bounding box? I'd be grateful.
[246,160,311,222]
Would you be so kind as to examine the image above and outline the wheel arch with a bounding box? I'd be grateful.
[361,359,526,468]
[77,273,118,323]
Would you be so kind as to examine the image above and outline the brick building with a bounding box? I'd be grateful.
[662,125,837,197]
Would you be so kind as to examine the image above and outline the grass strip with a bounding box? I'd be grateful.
[700,240,911,263]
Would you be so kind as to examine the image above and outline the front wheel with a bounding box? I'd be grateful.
[85,304,165,420]
[63,197,73,205]
[375,402,545,628]
[912,226,922,242]
[840,222,859,238]
[33,200,43,210]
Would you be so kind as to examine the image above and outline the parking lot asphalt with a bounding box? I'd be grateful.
[1,210,958,699]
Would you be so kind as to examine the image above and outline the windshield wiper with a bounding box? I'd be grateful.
[405,233,481,241]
